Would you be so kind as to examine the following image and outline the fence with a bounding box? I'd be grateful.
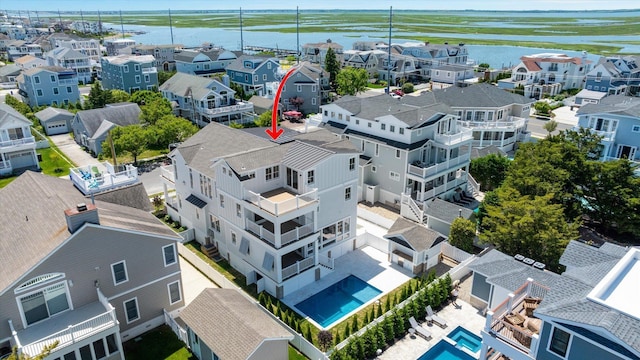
[441,242,473,263]
[175,243,328,360]
[164,309,188,344]
[356,231,388,254]
[357,206,395,229]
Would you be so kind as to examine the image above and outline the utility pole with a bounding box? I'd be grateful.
[168,9,174,45]
[119,10,125,39]
[239,7,243,54]
[386,6,392,95]
[58,9,63,32]
[98,10,103,40]
[80,10,86,34]
[296,6,299,65]
[108,129,118,168]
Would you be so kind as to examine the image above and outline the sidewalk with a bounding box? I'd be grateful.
[49,134,106,171]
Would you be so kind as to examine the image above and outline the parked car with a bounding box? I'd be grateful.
[390,93,402,99]
[393,89,404,96]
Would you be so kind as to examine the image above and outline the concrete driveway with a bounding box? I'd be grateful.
[49,134,106,171]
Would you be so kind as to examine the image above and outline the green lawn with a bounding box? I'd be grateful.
[123,325,193,360]
[289,345,308,360]
[37,147,74,177]
[0,176,16,188]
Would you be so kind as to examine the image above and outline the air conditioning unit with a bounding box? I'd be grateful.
[514,254,525,262]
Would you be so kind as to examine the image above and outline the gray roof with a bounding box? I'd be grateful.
[0,64,21,76]
[102,54,155,65]
[75,103,141,138]
[179,288,292,360]
[331,93,456,128]
[0,171,178,293]
[91,182,152,212]
[384,217,444,252]
[0,103,31,127]
[577,95,640,117]
[428,83,534,108]
[159,72,232,101]
[534,240,640,355]
[34,107,74,123]
[23,66,71,76]
[470,145,507,160]
[46,47,87,60]
[248,95,274,112]
[424,197,473,224]
[225,55,277,73]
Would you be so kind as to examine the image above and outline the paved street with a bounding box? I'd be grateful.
[528,105,579,139]
[138,165,165,195]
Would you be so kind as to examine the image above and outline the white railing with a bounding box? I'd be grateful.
[142,67,158,73]
[281,223,314,247]
[69,162,138,195]
[401,193,424,223]
[441,242,473,263]
[434,128,473,146]
[467,173,480,194]
[164,309,188,345]
[318,253,334,269]
[282,257,315,280]
[20,308,117,356]
[417,184,446,202]
[246,188,318,216]
[246,219,276,247]
[407,153,470,178]
[574,126,616,142]
[0,160,11,169]
[458,116,526,130]
[0,136,35,149]
[198,102,254,116]
[57,78,78,85]
[160,165,175,183]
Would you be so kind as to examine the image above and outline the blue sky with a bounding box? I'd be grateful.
[3,0,639,11]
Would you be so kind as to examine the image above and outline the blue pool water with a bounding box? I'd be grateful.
[417,340,476,360]
[447,326,483,353]
[295,275,382,328]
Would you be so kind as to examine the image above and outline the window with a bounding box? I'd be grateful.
[381,123,386,130]
[338,113,343,120]
[210,215,220,232]
[346,115,350,122]
[265,166,279,180]
[135,75,141,84]
[19,282,70,325]
[50,75,56,82]
[632,125,640,133]
[345,187,351,200]
[368,122,372,128]
[375,144,379,157]
[396,149,401,158]
[67,86,72,93]
[123,298,139,323]
[189,169,193,188]
[111,261,128,285]
[34,76,40,84]
[263,74,267,80]
[219,194,225,208]
[356,119,360,125]
[549,327,571,357]
[144,74,150,82]
[324,110,328,116]
[124,65,129,73]
[231,232,237,244]
[53,88,59,95]
[267,62,272,69]
[236,203,242,217]
[79,345,92,360]
[93,339,106,359]
[390,125,395,133]
[331,111,335,118]
[254,75,258,82]
[307,170,314,184]
[163,244,177,266]
[245,74,249,82]
[106,334,118,354]
[349,157,356,170]
[389,171,400,181]
[371,165,377,172]
[399,128,404,135]
[167,281,182,305]
[297,85,302,92]
[312,97,316,105]
[64,352,76,360]
[37,89,43,97]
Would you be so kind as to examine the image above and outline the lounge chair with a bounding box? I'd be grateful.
[409,316,432,340]
[453,193,472,205]
[426,305,447,328]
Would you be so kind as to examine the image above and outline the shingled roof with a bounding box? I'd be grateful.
[0,172,178,294]
[577,95,640,117]
[179,288,292,360]
[74,103,141,138]
[384,217,445,252]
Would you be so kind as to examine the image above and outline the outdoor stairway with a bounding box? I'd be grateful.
[201,244,221,261]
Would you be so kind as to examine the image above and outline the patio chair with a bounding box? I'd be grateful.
[425,305,447,328]
[409,316,432,340]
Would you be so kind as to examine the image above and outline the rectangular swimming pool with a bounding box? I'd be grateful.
[447,326,482,353]
[417,340,476,360]
[295,275,381,328]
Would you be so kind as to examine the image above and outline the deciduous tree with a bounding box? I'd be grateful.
[469,154,511,191]
[449,217,476,253]
[103,125,148,165]
[324,47,340,88]
[336,67,368,96]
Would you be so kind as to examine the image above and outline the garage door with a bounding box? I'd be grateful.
[46,121,69,135]
[9,151,36,170]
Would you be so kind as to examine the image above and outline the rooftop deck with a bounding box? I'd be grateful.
[70,162,138,195]
[245,187,317,216]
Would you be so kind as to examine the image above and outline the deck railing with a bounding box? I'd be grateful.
[407,153,470,178]
[160,165,175,183]
[281,223,314,247]
[246,188,317,216]
[282,257,315,280]
[246,219,276,247]
[0,136,35,149]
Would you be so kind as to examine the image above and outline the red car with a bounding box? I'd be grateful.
[393,89,404,96]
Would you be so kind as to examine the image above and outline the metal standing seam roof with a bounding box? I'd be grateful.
[185,194,208,208]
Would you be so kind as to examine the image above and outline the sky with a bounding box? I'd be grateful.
[2,0,639,12]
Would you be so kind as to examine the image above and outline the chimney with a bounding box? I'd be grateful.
[65,203,100,233]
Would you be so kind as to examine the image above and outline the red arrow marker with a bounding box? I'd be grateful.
[266,66,298,140]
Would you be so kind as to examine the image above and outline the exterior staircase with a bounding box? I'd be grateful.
[201,243,221,261]
[400,193,426,224]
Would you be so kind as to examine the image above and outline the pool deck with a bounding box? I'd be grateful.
[378,276,487,360]
[282,245,414,328]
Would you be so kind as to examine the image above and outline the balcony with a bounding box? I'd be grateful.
[160,165,175,184]
[246,218,315,249]
[70,162,138,195]
[458,116,526,131]
[434,128,473,146]
[245,188,318,216]
[0,136,35,151]
[482,279,549,359]
[196,101,254,116]
[12,289,118,357]
[407,153,470,179]
[282,256,315,281]
[574,126,616,142]
[142,67,158,74]
[57,78,78,85]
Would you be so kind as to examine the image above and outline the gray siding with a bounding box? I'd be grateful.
[471,273,490,302]
[0,225,182,339]
[536,322,626,360]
